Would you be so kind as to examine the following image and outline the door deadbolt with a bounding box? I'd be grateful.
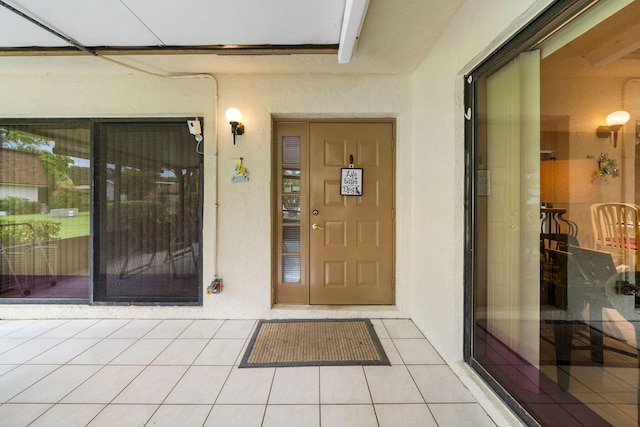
[312,209,319,216]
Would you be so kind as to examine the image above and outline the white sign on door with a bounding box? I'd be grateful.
[340,168,363,196]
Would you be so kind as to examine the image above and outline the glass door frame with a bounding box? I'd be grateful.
[0,117,204,305]
[92,118,204,305]
[463,0,605,424]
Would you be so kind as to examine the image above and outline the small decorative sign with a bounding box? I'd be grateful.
[340,168,363,196]
[231,157,249,183]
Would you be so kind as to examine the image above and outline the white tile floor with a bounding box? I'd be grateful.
[0,318,498,427]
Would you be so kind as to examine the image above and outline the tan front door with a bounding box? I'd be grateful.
[308,122,394,304]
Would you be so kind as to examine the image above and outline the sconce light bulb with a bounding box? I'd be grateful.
[605,110,630,127]
[225,107,242,122]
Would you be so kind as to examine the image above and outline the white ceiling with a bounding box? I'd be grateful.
[0,0,465,75]
[1,0,347,47]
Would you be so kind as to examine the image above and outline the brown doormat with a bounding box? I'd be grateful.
[239,319,390,368]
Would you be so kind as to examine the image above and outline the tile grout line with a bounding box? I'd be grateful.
[83,319,194,425]
[136,319,196,426]
[75,319,186,425]
[142,318,239,425]
[205,320,257,423]
[368,318,389,427]
[0,320,38,339]
[260,366,277,427]
[2,320,95,405]
[318,365,322,427]
[53,322,143,424]
[10,320,106,425]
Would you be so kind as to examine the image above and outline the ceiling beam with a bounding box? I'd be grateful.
[586,21,640,66]
[0,45,338,57]
[338,0,370,64]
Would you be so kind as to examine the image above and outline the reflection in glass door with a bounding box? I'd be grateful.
[0,123,91,300]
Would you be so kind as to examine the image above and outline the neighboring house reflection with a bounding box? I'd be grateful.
[0,149,48,203]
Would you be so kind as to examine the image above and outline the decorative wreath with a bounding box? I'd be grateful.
[588,153,619,181]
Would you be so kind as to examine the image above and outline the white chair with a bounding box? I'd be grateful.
[590,202,640,271]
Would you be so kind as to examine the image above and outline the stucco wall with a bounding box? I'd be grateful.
[409,0,555,363]
[213,74,412,320]
[0,71,412,320]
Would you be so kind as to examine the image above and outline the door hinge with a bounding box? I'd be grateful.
[464,107,472,121]
[392,277,395,289]
[391,208,395,220]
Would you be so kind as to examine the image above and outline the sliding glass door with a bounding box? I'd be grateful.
[94,122,201,303]
[0,119,202,304]
[467,1,640,425]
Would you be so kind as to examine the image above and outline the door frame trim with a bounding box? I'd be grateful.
[271,117,397,306]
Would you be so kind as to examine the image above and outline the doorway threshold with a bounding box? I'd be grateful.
[271,304,406,320]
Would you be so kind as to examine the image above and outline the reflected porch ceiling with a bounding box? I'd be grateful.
[0,0,465,75]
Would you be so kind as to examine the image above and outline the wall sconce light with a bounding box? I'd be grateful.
[225,107,244,145]
[596,110,630,148]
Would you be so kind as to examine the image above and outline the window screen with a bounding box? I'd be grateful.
[94,122,201,302]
